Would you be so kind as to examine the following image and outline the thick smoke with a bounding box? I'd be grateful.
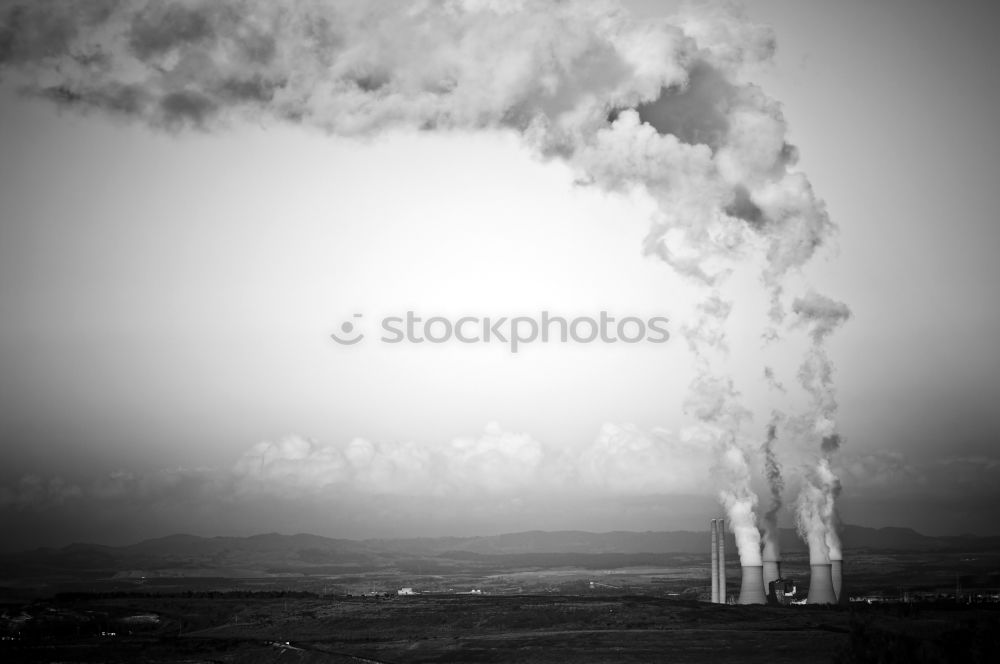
[683,351,761,566]
[715,433,762,566]
[0,1,831,284]
[0,1,844,557]
[818,458,843,561]
[796,457,842,563]
[792,292,850,563]
[760,413,783,562]
[794,474,828,564]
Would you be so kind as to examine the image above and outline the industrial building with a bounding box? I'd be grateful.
[709,519,842,605]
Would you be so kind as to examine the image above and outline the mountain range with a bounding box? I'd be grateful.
[3,525,998,584]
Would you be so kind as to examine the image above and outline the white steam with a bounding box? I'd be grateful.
[760,413,783,562]
[0,0,832,287]
[792,292,850,564]
[715,434,762,566]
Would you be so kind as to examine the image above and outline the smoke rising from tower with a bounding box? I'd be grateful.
[0,1,833,281]
[760,414,783,563]
[716,437,761,567]
[792,293,850,565]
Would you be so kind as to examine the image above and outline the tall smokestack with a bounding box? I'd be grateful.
[831,559,843,603]
[807,564,836,604]
[762,559,781,590]
[738,565,766,605]
[717,518,727,603]
[711,519,719,603]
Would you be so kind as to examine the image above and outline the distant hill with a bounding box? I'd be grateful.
[368,526,997,556]
[3,526,998,584]
[122,532,366,557]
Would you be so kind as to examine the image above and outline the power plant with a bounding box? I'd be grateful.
[709,520,842,605]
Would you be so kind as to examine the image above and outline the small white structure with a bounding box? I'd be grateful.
[397,587,417,596]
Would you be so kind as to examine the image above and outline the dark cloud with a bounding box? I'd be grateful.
[821,433,843,455]
[158,89,216,128]
[40,81,148,116]
[127,3,217,59]
[635,61,732,150]
[0,3,76,65]
[216,74,281,103]
[725,184,765,228]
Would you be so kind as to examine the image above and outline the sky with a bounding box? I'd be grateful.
[0,0,998,551]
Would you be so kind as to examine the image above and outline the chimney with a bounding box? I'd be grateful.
[831,559,843,603]
[711,519,719,603]
[807,564,836,604]
[738,565,766,604]
[762,559,781,591]
[717,518,727,603]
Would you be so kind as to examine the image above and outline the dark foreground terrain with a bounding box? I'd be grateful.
[2,593,998,664]
[2,528,998,662]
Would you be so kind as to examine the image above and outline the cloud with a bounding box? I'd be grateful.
[232,423,548,497]
[574,422,713,495]
[935,455,1000,473]
[0,421,721,519]
[840,451,924,490]
[0,474,83,510]
[5,438,998,545]
[232,421,716,498]
[0,420,732,546]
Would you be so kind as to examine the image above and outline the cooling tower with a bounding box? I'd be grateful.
[738,565,766,604]
[807,564,836,604]
[717,519,727,603]
[762,559,781,590]
[831,559,843,603]
[711,519,719,603]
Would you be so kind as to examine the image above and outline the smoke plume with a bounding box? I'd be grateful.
[760,413,783,562]
[796,457,842,563]
[794,474,828,564]
[792,292,850,563]
[684,363,761,567]
[716,435,762,566]
[0,1,831,284]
